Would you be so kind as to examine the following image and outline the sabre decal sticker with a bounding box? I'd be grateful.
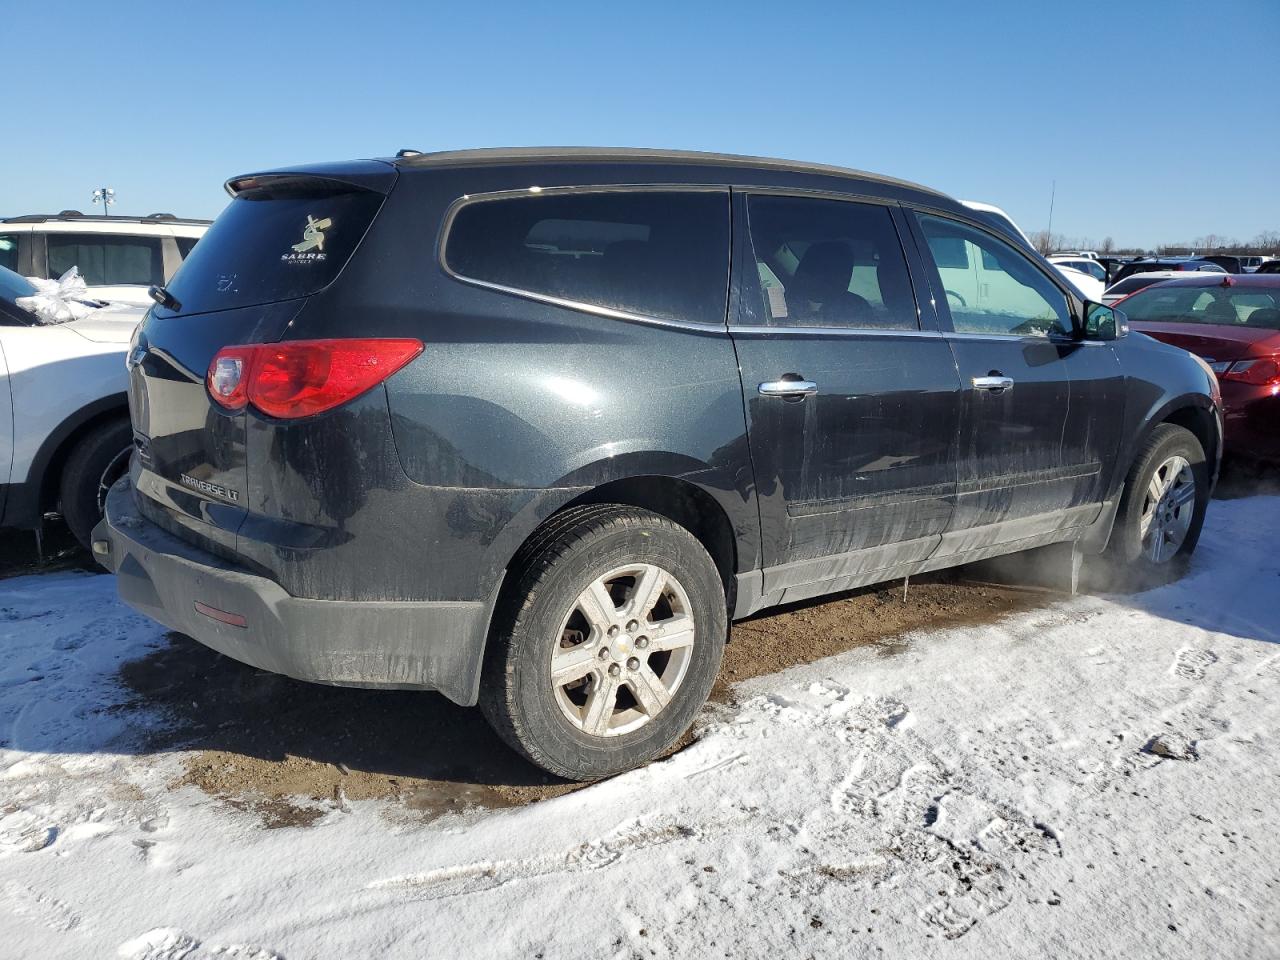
[282,214,332,263]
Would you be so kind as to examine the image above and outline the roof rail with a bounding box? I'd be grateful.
[1,212,212,225]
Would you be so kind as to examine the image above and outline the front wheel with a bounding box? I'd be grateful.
[479,505,727,781]
[1104,423,1209,588]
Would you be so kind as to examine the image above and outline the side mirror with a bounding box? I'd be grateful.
[1081,301,1128,341]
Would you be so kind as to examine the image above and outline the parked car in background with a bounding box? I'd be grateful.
[1116,274,1279,463]
[1102,270,1190,305]
[1200,255,1244,274]
[0,212,209,307]
[958,203,1104,299]
[0,265,144,547]
[1241,256,1275,273]
[1050,255,1108,283]
[1256,260,1280,275]
[94,148,1221,780]
[1111,257,1227,285]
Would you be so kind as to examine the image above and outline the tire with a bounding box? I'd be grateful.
[59,418,134,550]
[480,504,727,781]
[1103,423,1209,589]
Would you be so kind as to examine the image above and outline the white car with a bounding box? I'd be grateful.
[0,266,143,548]
[1049,255,1108,284]
[959,201,1105,301]
[0,212,208,307]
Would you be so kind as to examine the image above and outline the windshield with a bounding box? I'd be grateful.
[0,265,38,304]
[1122,284,1280,330]
[1108,275,1170,297]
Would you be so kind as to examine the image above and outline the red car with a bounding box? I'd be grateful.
[1117,274,1279,462]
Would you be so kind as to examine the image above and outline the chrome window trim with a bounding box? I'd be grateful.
[436,183,732,334]
[728,324,942,339]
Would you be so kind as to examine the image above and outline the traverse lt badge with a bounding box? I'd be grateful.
[180,473,241,503]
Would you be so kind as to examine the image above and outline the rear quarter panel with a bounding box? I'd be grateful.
[278,167,756,603]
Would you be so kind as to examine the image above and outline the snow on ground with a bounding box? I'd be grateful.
[2,498,1279,960]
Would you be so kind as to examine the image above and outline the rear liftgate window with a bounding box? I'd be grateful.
[162,184,384,315]
[443,190,730,325]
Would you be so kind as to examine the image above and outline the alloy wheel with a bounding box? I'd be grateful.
[551,563,696,737]
[1139,454,1196,564]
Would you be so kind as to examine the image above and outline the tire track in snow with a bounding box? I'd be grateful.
[367,815,709,901]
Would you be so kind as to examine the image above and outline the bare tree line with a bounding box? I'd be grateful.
[1028,229,1280,258]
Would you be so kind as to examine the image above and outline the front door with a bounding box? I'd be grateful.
[906,211,1115,549]
[731,192,963,600]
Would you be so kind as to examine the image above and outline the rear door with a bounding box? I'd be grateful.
[731,191,962,600]
[128,172,392,550]
[907,211,1113,548]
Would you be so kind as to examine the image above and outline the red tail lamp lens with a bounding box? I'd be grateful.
[206,339,422,419]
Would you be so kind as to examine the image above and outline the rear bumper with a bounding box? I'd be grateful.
[92,479,491,705]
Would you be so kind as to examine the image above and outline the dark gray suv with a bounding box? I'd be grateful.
[93,148,1222,779]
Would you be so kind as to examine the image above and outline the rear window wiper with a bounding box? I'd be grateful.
[149,285,181,311]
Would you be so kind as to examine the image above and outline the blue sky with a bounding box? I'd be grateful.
[3,0,1277,248]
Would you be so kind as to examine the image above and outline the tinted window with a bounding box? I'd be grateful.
[1108,275,1168,297]
[175,236,201,258]
[743,195,918,330]
[917,214,1070,337]
[46,234,163,287]
[164,187,383,315]
[445,190,729,325]
[0,234,16,272]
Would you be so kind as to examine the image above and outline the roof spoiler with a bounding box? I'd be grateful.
[225,160,398,199]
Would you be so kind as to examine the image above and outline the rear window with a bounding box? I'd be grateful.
[1109,275,1168,297]
[1123,285,1280,329]
[47,234,163,287]
[163,187,383,314]
[444,190,730,325]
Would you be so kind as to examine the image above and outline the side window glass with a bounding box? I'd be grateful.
[444,191,730,325]
[743,195,918,330]
[0,234,16,272]
[916,214,1070,337]
[175,236,201,259]
[46,234,164,287]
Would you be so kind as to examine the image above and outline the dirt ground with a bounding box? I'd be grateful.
[116,571,1050,826]
[9,457,1272,826]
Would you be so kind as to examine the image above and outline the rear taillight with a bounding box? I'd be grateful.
[207,338,423,419]
[1220,356,1280,388]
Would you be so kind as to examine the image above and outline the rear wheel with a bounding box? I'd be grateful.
[59,418,133,550]
[480,505,726,781]
[1103,423,1209,588]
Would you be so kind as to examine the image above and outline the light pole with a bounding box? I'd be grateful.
[92,187,115,217]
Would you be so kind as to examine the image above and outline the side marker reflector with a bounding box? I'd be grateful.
[194,601,248,628]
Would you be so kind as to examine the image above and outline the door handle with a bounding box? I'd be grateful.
[972,375,1014,394]
[758,378,818,399]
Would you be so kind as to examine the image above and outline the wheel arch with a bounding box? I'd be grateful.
[3,393,131,528]
[563,475,740,604]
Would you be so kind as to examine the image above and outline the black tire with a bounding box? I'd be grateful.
[480,504,727,781]
[59,418,134,550]
[1103,423,1209,589]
